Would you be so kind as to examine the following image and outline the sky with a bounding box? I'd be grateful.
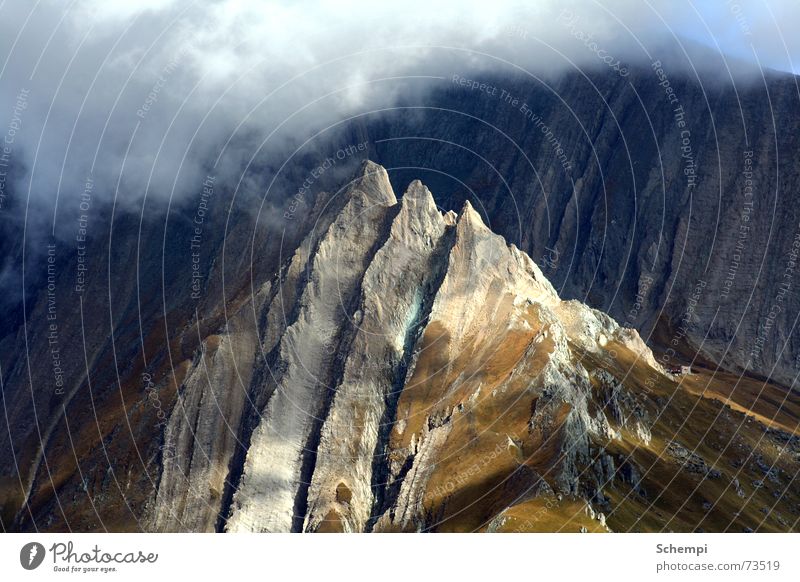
[0,0,798,225]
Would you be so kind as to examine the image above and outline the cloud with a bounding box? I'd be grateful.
[0,0,797,230]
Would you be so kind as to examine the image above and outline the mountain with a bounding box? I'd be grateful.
[6,161,797,532]
[357,65,800,389]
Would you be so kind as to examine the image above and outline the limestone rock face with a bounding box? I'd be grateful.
[152,161,687,532]
[225,162,397,532]
[7,161,799,533]
[361,67,800,388]
[303,180,449,533]
[150,300,261,532]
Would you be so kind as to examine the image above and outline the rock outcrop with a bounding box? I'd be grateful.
[360,65,800,388]
[147,161,774,533]
[4,161,799,533]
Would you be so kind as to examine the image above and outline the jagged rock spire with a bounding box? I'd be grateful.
[153,162,675,534]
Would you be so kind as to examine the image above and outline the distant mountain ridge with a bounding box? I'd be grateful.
[358,65,800,388]
[3,60,800,532]
[147,162,800,532]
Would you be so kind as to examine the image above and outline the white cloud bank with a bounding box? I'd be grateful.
[0,0,797,221]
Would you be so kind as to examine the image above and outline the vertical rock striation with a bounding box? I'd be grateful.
[11,160,797,533]
[225,162,398,532]
[151,161,688,532]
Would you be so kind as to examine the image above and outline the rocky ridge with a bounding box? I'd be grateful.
[5,161,798,533]
[151,161,671,532]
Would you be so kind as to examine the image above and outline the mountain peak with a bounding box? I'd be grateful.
[456,198,488,231]
[28,159,792,537]
[345,159,396,206]
[403,179,430,200]
[400,180,438,215]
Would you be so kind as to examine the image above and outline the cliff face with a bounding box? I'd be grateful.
[2,161,799,532]
[2,66,800,532]
[116,163,798,532]
[360,67,800,388]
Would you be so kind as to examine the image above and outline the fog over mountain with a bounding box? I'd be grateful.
[0,0,798,216]
[1,1,800,535]
[1,0,797,308]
